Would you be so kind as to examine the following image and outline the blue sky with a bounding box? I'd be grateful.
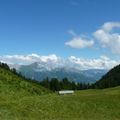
[0,0,120,60]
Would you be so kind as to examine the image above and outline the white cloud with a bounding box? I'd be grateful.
[66,22,120,55]
[40,54,59,62]
[0,54,59,65]
[68,55,120,70]
[65,37,94,48]
[0,54,120,70]
[102,22,120,31]
[93,22,120,54]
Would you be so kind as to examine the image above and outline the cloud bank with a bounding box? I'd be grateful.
[0,54,59,65]
[0,53,119,70]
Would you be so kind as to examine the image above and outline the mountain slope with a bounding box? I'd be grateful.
[0,63,50,96]
[94,64,120,88]
[18,62,107,83]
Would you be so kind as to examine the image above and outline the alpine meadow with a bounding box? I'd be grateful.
[0,0,120,120]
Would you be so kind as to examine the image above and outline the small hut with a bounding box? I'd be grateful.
[58,90,74,95]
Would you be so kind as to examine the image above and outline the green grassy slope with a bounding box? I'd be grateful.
[0,67,50,96]
[0,66,120,120]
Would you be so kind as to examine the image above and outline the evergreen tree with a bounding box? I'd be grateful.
[50,78,60,91]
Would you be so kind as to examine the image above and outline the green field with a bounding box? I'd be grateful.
[0,66,120,120]
[0,86,120,120]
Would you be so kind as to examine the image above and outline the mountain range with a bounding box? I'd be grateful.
[10,61,107,83]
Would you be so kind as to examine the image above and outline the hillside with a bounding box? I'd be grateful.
[0,85,120,120]
[94,64,120,88]
[0,63,50,96]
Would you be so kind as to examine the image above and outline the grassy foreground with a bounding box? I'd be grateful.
[0,86,120,120]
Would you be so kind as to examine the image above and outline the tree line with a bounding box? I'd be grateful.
[40,77,91,91]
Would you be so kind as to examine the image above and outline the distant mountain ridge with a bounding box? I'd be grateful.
[13,62,107,83]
